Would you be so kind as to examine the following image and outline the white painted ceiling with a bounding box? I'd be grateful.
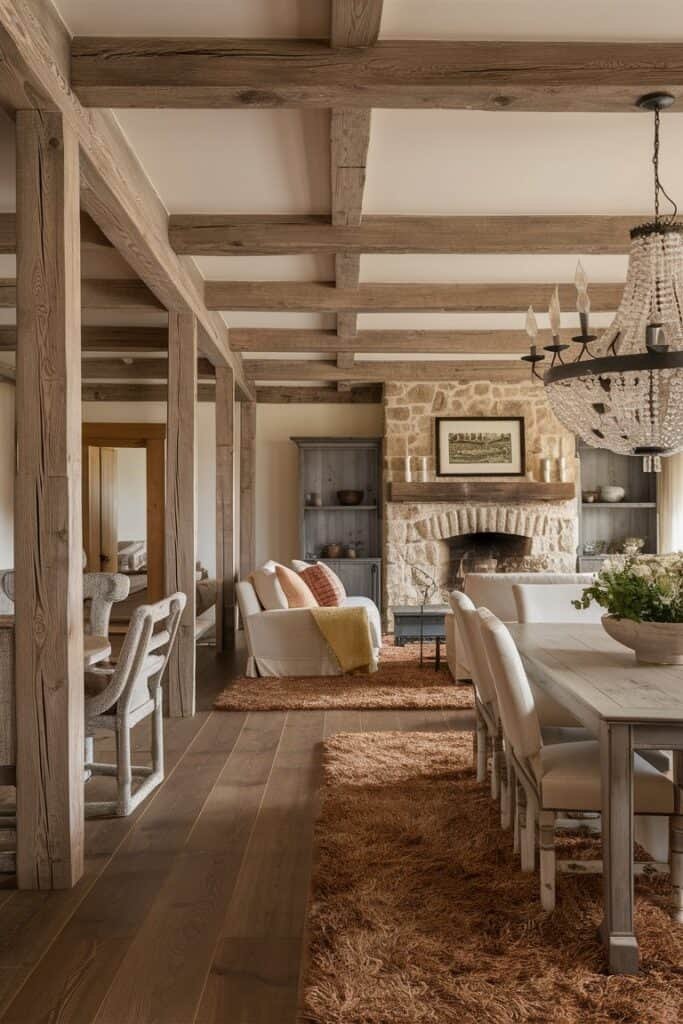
[13,2,683,380]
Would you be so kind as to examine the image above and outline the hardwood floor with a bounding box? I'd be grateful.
[0,644,474,1024]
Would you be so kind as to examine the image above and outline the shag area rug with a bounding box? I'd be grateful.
[301,731,683,1024]
[214,638,474,712]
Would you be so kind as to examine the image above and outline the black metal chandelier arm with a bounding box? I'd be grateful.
[653,105,678,225]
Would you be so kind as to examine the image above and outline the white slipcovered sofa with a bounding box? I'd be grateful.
[236,578,382,677]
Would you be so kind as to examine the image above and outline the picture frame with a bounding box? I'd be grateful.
[434,416,525,477]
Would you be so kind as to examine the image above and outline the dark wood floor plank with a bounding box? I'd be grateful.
[197,711,325,1021]
[194,937,302,1024]
[360,709,400,731]
[0,714,245,1024]
[323,710,363,738]
[394,709,454,733]
[92,712,286,1024]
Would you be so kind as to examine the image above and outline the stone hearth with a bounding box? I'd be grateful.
[383,380,579,612]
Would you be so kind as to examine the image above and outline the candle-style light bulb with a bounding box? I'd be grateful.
[574,259,589,295]
[577,289,590,315]
[549,286,562,339]
[525,305,539,344]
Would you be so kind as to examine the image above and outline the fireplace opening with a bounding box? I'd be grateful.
[446,531,533,589]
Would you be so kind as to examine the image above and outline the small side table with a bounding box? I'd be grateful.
[392,604,449,669]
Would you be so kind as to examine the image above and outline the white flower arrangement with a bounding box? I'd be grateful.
[574,553,683,623]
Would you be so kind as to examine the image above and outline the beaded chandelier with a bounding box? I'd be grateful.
[522,93,683,472]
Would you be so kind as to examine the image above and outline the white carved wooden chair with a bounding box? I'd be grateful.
[477,607,680,914]
[85,592,186,817]
[512,582,605,624]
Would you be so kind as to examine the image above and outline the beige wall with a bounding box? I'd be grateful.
[255,403,384,568]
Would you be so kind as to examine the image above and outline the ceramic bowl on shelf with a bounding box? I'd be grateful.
[582,490,599,503]
[322,543,343,558]
[599,485,626,503]
[337,489,364,506]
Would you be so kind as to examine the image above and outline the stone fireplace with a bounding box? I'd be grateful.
[383,380,579,612]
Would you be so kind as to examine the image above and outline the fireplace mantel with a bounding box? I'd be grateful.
[388,481,576,503]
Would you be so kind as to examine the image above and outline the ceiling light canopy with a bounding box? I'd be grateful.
[522,93,683,472]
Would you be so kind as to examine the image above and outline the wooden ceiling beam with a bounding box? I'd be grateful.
[81,357,215,380]
[208,281,622,313]
[82,383,216,402]
[0,325,169,352]
[0,278,163,309]
[244,359,529,382]
[169,213,638,256]
[229,328,548,354]
[0,0,251,396]
[0,211,113,254]
[71,38,683,112]
[256,385,383,404]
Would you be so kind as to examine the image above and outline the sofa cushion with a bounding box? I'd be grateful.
[275,564,318,608]
[298,562,347,607]
[250,563,288,610]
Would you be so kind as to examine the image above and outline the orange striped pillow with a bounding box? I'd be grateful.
[298,562,346,607]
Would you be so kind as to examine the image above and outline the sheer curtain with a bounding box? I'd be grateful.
[659,453,683,553]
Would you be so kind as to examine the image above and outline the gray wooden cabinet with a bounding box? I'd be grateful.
[291,437,383,612]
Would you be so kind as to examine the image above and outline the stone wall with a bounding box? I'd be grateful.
[383,379,579,611]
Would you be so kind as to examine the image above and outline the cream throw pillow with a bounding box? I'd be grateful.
[250,562,288,610]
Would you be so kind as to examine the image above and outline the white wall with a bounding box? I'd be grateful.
[0,382,14,569]
[115,446,147,542]
[82,402,217,576]
[255,403,384,568]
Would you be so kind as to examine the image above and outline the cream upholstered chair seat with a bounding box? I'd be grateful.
[538,740,674,814]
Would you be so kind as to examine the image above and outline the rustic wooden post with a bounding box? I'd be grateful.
[165,312,197,717]
[215,366,235,651]
[239,401,256,578]
[15,110,84,889]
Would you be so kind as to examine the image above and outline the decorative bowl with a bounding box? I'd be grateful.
[337,489,364,506]
[599,485,625,503]
[323,543,343,558]
[582,490,599,503]
[602,614,683,665]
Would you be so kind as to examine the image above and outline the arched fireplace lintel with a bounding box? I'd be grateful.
[414,505,548,543]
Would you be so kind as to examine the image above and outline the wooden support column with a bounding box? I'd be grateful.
[15,110,84,889]
[215,366,235,651]
[239,401,256,578]
[165,312,197,717]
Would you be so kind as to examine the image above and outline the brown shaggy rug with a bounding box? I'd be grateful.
[214,638,473,712]
[301,731,683,1024]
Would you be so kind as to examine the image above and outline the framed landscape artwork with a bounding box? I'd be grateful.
[435,417,525,477]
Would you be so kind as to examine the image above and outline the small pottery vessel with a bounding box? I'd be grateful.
[337,489,364,506]
[599,485,625,503]
[323,542,343,558]
[602,614,683,665]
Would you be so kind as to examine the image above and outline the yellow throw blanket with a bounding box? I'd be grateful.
[310,605,377,675]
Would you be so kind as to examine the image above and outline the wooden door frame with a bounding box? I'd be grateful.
[82,423,166,601]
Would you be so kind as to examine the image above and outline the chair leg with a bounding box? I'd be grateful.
[671,814,683,924]
[539,809,557,911]
[476,710,487,784]
[520,783,537,873]
[501,747,513,831]
[116,720,133,817]
[512,767,520,853]
[491,732,503,802]
[152,691,164,779]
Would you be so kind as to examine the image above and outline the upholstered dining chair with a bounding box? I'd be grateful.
[84,592,186,817]
[477,607,679,912]
[512,582,604,624]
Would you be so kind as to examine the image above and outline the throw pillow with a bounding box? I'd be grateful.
[275,564,318,608]
[299,562,347,607]
[250,563,288,610]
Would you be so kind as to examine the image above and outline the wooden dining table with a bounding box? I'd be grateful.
[509,622,683,975]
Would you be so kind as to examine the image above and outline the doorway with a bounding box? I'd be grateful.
[82,423,166,616]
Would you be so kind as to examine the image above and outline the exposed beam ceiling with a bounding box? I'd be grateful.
[229,328,542,354]
[244,359,529,382]
[207,281,622,313]
[256,385,383,404]
[168,214,638,256]
[0,0,251,397]
[70,39,683,112]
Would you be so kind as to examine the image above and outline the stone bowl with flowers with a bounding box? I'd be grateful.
[573,553,683,665]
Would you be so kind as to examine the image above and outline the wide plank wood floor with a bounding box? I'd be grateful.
[0,645,474,1024]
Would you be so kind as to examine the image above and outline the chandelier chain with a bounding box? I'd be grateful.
[653,107,678,225]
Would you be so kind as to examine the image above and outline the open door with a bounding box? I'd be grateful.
[83,445,101,572]
[99,447,118,572]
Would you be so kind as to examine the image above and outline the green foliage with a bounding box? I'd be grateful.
[572,554,683,623]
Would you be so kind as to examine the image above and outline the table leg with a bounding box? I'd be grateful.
[435,637,441,671]
[599,722,639,974]
[672,750,683,924]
